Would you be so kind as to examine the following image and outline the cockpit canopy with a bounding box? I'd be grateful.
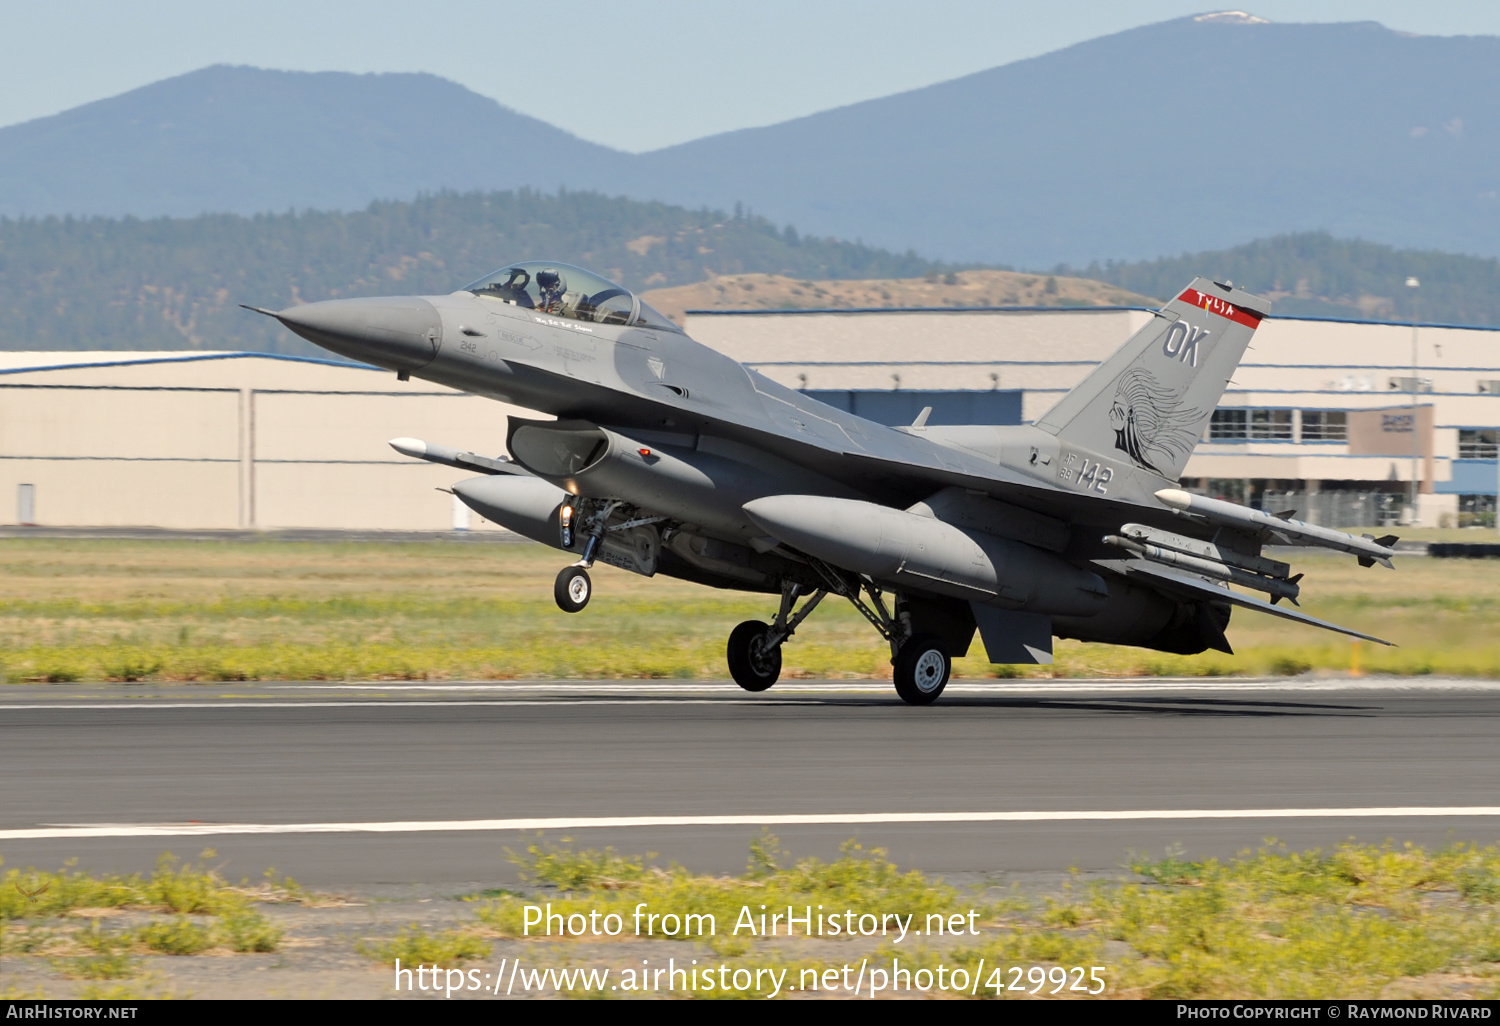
[464,261,678,331]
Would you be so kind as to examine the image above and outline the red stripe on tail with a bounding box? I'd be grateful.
[1177,288,1262,328]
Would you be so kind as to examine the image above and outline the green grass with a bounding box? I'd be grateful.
[356,925,491,964]
[0,537,1496,682]
[478,836,1500,999]
[53,920,139,980]
[0,852,262,919]
[216,910,284,953]
[135,917,213,956]
[0,852,288,965]
[477,833,967,941]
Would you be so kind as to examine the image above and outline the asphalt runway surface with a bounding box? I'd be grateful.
[3,679,1499,888]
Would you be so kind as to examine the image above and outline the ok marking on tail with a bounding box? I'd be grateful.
[1162,323,1211,367]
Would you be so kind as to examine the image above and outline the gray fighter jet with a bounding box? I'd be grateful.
[249,261,1396,704]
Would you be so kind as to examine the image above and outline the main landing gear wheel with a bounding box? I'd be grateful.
[893,634,951,706]
[727,620,782,692]
[554,566,591,613]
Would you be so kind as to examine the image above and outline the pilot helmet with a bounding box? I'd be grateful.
[537,268,565,293]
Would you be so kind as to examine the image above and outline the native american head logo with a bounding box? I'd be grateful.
[1108,367,1203,476]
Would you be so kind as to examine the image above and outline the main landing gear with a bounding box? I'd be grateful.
[726,581,827,692]
[891,634,951,706]
[728,563,951,706]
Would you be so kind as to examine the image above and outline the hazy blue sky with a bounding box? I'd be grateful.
[5,1,1500,151]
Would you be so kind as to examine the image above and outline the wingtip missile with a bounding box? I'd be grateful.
[389,437,429,460]
[389,437,518,475]
[1155,488,1398,566]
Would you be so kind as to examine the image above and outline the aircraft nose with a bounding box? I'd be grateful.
[274,297,442,371]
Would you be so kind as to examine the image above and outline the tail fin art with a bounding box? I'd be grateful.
[1035,278,1271,481]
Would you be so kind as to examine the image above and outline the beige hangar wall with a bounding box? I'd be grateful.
[0,353,527,530]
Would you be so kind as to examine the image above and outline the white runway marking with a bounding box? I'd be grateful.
[6,807,1500,841]
[2,677,1498,711]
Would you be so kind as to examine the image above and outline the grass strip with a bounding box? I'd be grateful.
[471,836,1500,999]
[2,538,1498,682]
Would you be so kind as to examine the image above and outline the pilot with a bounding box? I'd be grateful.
[537,267,567,315]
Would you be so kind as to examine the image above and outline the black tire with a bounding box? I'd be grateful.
[726,620,782,692]
[893,634,950,705]
[554,566,591,613]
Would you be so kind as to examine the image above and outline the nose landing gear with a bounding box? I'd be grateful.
[554,565,592,613]
[553,499,620,614]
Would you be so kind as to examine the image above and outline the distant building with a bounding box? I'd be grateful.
[0,351,520,531]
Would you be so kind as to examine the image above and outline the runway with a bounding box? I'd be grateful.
[3,679,1498,887]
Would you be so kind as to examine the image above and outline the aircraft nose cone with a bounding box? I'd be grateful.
[275,297,442,371]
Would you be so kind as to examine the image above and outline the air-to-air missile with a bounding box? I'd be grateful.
[1153,488,1399,568]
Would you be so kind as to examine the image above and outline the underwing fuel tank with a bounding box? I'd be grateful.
[450,475,569,546]
[743,495,1108,616]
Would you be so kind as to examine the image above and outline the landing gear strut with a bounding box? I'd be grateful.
[726,581,826,692]
[806,558,950,705]
[553,499,621,614]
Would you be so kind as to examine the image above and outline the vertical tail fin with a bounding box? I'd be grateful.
[1035,278,1271,481]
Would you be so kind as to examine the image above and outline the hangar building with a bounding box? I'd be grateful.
[2,305,1497,530]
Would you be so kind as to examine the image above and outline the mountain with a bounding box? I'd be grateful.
[0,191,945,357]
[624,12,1500,266]
[2,14,1499,266]
[0,66,627,219]
[1074,232,1500,327]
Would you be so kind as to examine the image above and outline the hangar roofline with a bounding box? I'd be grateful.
[0,350,375,377]
[686,305,1157,317]
[685,305,1500,333]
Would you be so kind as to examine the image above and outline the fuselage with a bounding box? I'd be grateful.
[276,282,1176,546]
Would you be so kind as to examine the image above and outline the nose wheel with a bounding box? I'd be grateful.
[893,634,950,705]
[554,566,592,613]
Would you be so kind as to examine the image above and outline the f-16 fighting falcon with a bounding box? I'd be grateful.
[248,262,1397,705]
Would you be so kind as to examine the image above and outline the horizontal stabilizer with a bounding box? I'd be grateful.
[1097,558,1394,646]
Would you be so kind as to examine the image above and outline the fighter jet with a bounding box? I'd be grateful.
[248,261,1396,704]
